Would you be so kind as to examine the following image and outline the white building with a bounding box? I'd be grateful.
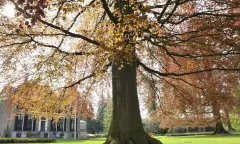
[0,100,87,139]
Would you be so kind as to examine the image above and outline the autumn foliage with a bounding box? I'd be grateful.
[1,80,94,121]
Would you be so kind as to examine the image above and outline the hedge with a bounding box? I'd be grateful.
[0,138,56,143]
[95,133,108,138]
[166,132,212,136]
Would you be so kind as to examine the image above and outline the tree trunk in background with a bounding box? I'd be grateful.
[224,109,235,131]
[214,119,229,134]
[105,61,161,144]
[212,104,229,134]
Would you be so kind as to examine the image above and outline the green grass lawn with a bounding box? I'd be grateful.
[52,134,240,144]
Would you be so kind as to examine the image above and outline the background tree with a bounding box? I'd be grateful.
[95,94,107,133]
[230,82,240,131]
[0,0,240,143]
[0,79,94,120]
[103,95,112,133]
[152,68,239,134]
[142,118,168,135]
[86,118,103,134]
[223,108,235,131]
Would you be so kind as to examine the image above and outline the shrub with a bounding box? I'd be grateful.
[0,138,56,143]
[142,120,168,135]
[3,126,11,138]
[172,127,187,133]
[95,133,107,138]
[166,132,212,136]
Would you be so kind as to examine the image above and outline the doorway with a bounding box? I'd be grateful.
[40,121,45,131]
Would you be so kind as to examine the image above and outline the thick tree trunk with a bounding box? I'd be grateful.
[105,61,161,144]
[212,105,229,134]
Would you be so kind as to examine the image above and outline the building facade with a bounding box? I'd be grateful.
[0,101,87,138]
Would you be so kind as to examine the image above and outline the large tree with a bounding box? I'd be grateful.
[0,0,240,143]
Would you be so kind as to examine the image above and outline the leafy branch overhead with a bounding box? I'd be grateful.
[0,0,239,102]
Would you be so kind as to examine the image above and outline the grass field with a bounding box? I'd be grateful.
[52,134,240,144]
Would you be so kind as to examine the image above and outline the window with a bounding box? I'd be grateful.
[26,115,35,131]
[16,133,22,138]
[80,121,86,129]
[14,114,24,131]
[72,133,78,138]
[44,133,48,138]
[71,119,75,130]
[70,118,77,131]
[15,114,36,131]
[50,118,66,132]
[59,119,64,130]
[40,117,46,131]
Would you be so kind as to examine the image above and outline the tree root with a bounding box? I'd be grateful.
[146,135,162,144]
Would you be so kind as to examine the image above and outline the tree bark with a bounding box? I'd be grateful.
[212,104,229,134]
[105,61,161,144]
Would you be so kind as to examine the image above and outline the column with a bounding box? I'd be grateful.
[38,118,41,131]
[47,119,51,131]
[77,117,80,132]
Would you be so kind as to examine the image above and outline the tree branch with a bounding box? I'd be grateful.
[138,60,240,77]
[10,0,100,46]
[39,20,100,46]
[100,0,118,24]
[63,62,111,89]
